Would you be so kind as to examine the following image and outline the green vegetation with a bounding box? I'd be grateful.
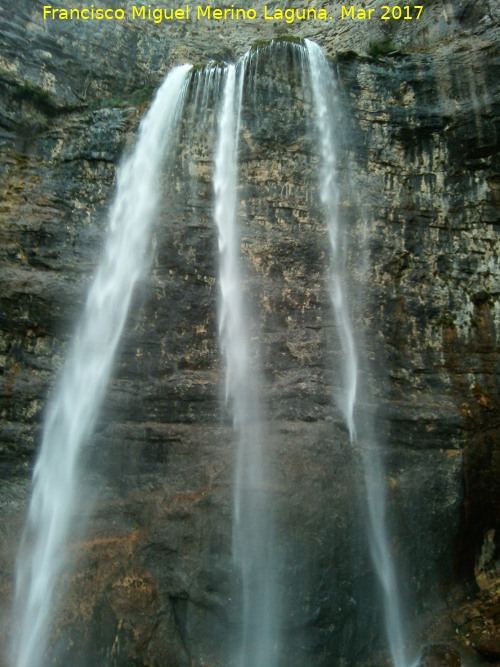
[14,81,59,116]
[0,69,59,117]
[250,38,271,51]
[436,311,456,328]
[0,67,136,124]
[275,34,305,45]
[191,59,226,72]
[368,37,396,58]
[250,35,305,52]
[88,84,158,111]
[126,85,158,107]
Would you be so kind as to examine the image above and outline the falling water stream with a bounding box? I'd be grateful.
[11,39,412,667]
[10,65,192,667]
[305,39,409,667]
[211,39,408,665]
[213,58,279,667]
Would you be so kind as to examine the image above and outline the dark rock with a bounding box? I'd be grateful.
[0,1,499,666]
[419,644,461,667]
[475,632,500,661]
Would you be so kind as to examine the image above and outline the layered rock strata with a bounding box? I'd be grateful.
[0,1,499,665]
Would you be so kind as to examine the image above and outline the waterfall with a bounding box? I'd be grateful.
[10,64,192,667]
[9,39,416,667]
[305,39,409,667]
[305,40,358,440]
[213,59,279,667]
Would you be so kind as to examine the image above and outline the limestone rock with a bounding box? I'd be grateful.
[0,1,499,666]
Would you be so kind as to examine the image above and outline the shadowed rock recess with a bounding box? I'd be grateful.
[0,1,499,666]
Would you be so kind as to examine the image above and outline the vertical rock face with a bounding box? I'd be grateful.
[0,2,499,666]
[340,39,500,592]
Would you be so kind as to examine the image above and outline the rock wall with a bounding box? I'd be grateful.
[0,1,499,665]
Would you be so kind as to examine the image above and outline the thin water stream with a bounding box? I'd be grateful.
[305,38,409,667]
[213,57,279,667]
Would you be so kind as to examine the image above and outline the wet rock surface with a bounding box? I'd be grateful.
[419,644,461,667]
[0,1,499,665]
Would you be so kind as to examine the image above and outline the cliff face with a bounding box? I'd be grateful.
[0,1,499,666]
